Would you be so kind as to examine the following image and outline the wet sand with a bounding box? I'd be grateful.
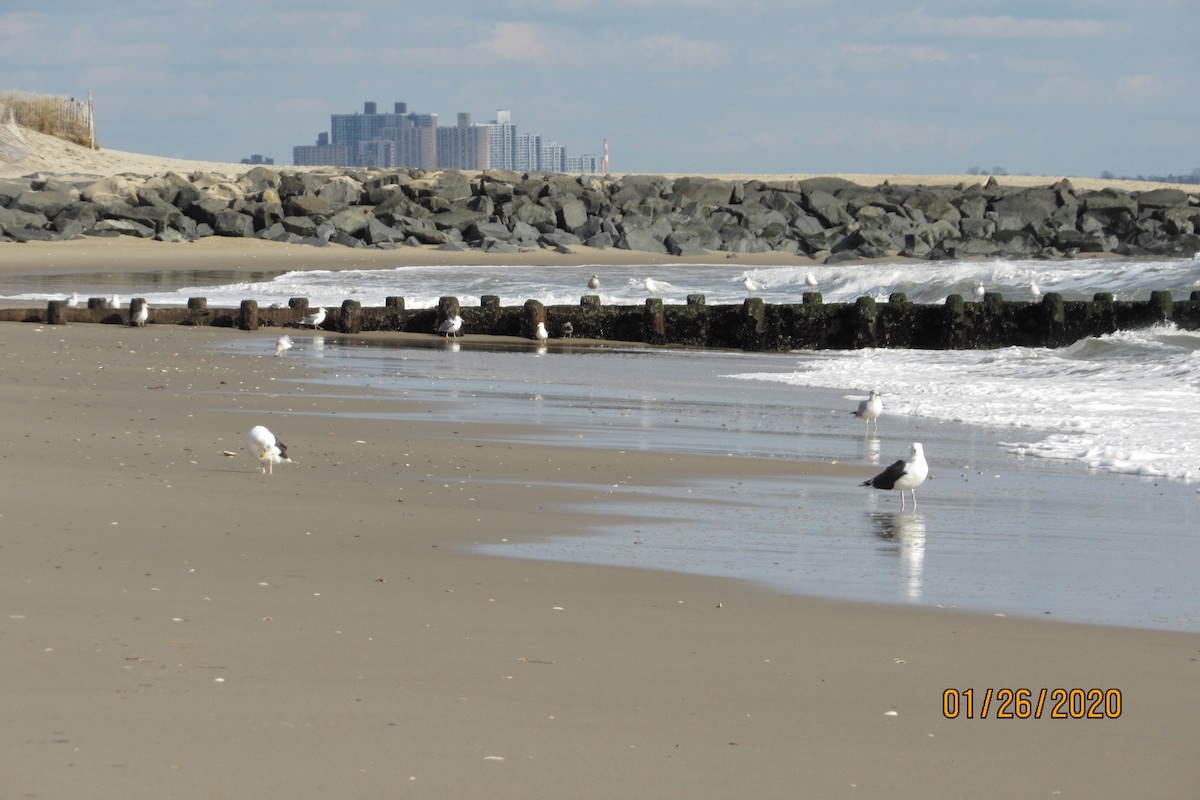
[1,319,1198,798]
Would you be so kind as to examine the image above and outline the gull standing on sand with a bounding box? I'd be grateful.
[852,390,883,434]
[246,425,292,475]
[132,301,149,328]
[862,442,928,512]
[299,307,326,329]
[742,275,765,295]
[588,274,601,290]
[438,314,463,338]
[275,335,293,357]
[534,321,549,343]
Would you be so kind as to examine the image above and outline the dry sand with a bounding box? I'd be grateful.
[1,316,1198,799]
[3,129,1199,797]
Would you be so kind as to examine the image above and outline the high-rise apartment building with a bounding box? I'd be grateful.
[293,100,598,174]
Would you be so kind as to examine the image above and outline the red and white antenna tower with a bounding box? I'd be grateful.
[602,138,609,173]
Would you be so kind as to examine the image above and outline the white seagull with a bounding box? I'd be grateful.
[299,307,326,328]
[66,292,80,309]
[804,272,818,287]
[132,301,149,328]
[862,442,929,511]
[742,275,765,295]
[1028,281,1041,300]
[852,389,883,434]
[109,294,122,310]
[246,424,292,475]
[534,321,549,343]
[643,277,665,296]
[973,282,986,301]
[588,274,601,290]
[275,335,293,357]
[438,314,463,338]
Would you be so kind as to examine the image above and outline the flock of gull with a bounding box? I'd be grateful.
[60,275,931,509]
[247,266,930,513]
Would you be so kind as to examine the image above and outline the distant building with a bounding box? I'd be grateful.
[291,100,596,174]
[293,132,352,167]
[240,154,275,165]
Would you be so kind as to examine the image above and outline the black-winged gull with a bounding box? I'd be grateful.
[862,442,928,511]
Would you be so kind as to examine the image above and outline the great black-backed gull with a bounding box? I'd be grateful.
[862,442,929,511]
[246,425,292,475]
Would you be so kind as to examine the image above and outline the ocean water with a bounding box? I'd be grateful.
[5,255,1200,630]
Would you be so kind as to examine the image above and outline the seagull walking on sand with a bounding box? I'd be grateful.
[588,274,601,290]
[299,307,326,329]
[534,321,549,343]
[132,301,149,328]
[852,389,883,434]
[246,424,292,475]
[742,275,765,295]
[862,442,929,512]
[275,335,293,357]
[438,314,463,338]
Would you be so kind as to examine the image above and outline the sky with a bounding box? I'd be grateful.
[2,0,1198,178]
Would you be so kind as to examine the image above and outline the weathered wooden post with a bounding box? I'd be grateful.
[878,292,909,347]
[87,297,106,309]
[385,296,405,309]
[943,294,967,349]
[187,297,209,326]
[239,299,259,331]
[339,299,362,334]
[288,297,309,312]
[739,297,766,351]
[643,298,665,345]
[480,295,500,310]
[46,300,67,325]
[581,294,601,306]
[1149,290,1173,322]
[1040,292,1067,346]
[437,296,461,331]
[687,294,706,306]
[523,299,545,338]
[853,296,878,348]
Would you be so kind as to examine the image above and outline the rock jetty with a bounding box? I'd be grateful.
[2,167,1198,261]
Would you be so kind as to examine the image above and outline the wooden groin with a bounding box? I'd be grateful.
[5,291,1199,351]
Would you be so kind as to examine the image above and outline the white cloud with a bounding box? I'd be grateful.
[882,11,1110,40]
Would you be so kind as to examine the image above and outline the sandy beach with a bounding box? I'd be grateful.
[3,133,1200,796]
[0,313,1197,799]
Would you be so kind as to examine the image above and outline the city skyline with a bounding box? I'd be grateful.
[293,101,599,173]
[1,2,1198,179]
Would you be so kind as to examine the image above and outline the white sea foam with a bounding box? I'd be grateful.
[728,324,1200,482]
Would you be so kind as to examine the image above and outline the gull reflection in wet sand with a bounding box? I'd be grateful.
[870,512,927,600]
